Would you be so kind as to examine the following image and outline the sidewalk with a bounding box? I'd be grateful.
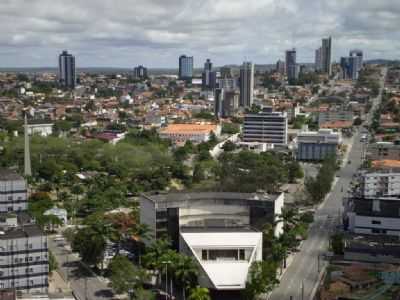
[48,236,114,300]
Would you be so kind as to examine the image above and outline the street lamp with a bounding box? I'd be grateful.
[162,261,172,300]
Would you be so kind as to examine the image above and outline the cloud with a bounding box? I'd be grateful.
[0,0,398,67]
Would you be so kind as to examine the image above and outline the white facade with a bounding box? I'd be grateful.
[180,231,262,290]
[362,172,400,198]
[0,225,48,293]
[0,171,28,212]
[27,124,53,137]
[348,212,400,236]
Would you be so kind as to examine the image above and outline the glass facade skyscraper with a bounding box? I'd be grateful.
[179,55,193,80]
[58,50,76,89]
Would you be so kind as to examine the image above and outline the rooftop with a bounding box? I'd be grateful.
[0,169,24,181]
[141,192,280,204]
[160,123,218,134]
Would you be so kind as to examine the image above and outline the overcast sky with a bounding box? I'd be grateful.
[0,0,399,68]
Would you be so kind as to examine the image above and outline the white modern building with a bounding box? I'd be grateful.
[140,192,284,247]
[180,230,262,290]
[359,172,400,198]
[243,107,288,146]
[0,170,28,212]
[27,124,54,137]
[0,213,48,293]
[346,171,400,237]
[140,192,283,294]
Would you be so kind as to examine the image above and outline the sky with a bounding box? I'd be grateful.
[0,0,399,68]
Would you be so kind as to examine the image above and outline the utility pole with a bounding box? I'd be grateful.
[301,280,304,300]
[85,277,88,300]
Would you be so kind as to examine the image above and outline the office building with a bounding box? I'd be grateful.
[217,78,237,90]
[58,50,76,89]
[0,170,28,212]
[202,59,216,90]
[276,60,285,74]
[321,37,332,75]
[180,229,262,291]
[367,141,400,161]
[0,213,48,293]
[315,47,322,71]
[133,65,148,79]
[296,129,342,161]
[243,107,288,145]
[215,88,238,118]
[285,49,298,82]
[220,66,233,78]
[140,192,284,247]
[178,55,193,81]
[340,50,363,80]
[239,62,254,108]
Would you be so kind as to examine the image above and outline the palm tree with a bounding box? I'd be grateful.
[174,255,198,300]
[188,286,211,300]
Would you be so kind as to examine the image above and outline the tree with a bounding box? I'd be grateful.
[134,288,155,300]
[353,117,362,126]
[49,250,58,274]
[192,163,205,183]
[73,226,106,266]
[222,140,236,152]
[288,161,304,183]
[188,287,211,300]
[108,255,148,295]
[331,233,344,255]
[243,261,279,300]
[173,255,198,299]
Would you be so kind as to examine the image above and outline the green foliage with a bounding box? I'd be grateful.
[221,122,240,135]
[305,155,337,204]
[142,239,198,293]
[188,287,211,300]
[331,233,344,255]
[193,110,215,120]
[49,250,58,273]
[288,161,304,183]
[218,151,289,193]
[31,81,57,94]
[244,261,279,300]
[28,192,54,227]
[221,140,236,152]
[108,255,148,295]
[292,115,307,129]
[72,225,106,266]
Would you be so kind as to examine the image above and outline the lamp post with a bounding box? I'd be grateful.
[162,261,171,300]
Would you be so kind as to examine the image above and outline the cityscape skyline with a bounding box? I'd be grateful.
[0,0,398,68]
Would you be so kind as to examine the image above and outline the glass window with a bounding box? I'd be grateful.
[202,250,207,260]
[208,249,238,261]
[239,249,245,260]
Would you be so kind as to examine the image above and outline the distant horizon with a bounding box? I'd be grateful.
[0,59,396,73]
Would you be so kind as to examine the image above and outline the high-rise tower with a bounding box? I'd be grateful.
[24,113,31,177]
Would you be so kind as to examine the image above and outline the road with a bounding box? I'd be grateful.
[269,68,386,300]
[49,236,114,300]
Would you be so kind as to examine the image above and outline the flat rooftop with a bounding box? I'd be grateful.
[0,169,24,181]
[141,192,280,204]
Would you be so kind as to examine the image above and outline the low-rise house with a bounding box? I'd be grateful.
[159,123,221,145]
